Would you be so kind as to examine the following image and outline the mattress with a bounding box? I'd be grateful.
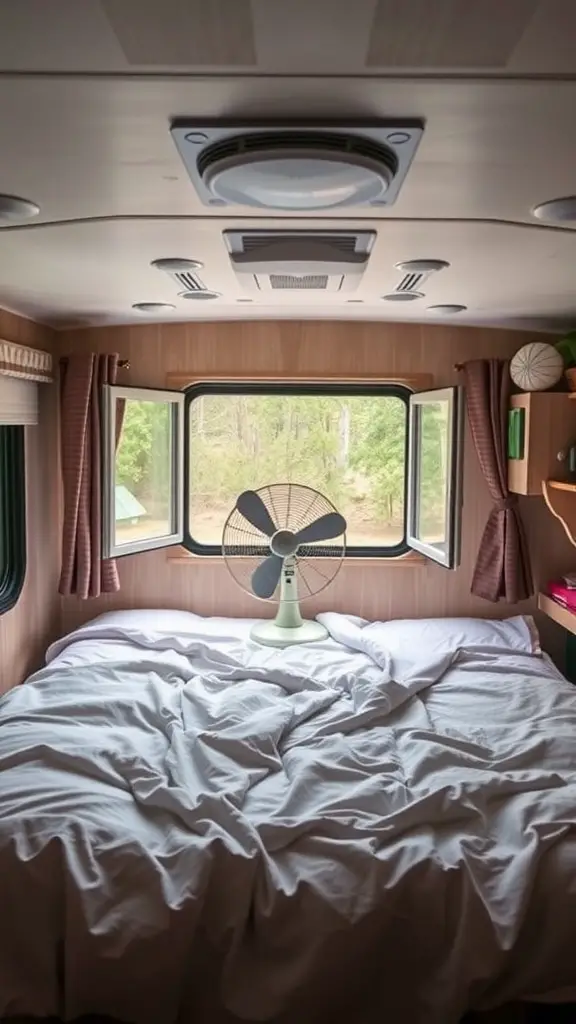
[0,609,575,1024]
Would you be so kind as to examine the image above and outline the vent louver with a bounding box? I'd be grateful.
[397,272,426,292]
[152,260,218,299]
[270,274,330,290]
[174,271,205,292]
[386,259,450,301]
[240,233,360,255]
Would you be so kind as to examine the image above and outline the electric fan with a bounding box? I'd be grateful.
[222,483,347,648]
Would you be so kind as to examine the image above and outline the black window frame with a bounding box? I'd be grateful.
[183,381,410,558]
[0,425,26,615]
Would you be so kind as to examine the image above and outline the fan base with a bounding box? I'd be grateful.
[250,619,328,649]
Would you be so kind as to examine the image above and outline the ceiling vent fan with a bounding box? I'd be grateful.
[151,258,220,300]
[382,259,449,302]
[170,122,424,210]
[223,229,376,294]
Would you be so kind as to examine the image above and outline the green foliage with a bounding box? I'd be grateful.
[116,400,170,509]
[349,396,406,522]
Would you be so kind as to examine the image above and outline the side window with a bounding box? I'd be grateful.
[407,387,463,569]
[184,383,410,558]
[0,426,26,614]
[101,385,185,558]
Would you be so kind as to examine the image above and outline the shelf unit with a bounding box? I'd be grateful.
[547,480,576,493]
[538,592,576,636]
[508,392,575,495]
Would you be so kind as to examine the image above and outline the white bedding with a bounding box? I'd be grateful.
[1,611,576,1023]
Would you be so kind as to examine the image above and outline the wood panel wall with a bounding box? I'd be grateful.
[54,319,576,658]
[0,309,60,693]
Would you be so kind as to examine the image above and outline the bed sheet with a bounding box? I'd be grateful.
[1,611,575,1024]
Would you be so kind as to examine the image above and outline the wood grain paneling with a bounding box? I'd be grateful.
[0,309,60,693]
[54,319,574,651]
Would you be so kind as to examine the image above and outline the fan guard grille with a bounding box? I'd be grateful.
[197,131,398,180]
[222,483,346,601]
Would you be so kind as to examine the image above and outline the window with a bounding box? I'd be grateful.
[407,387,463,569]
[102,386,184,558]
[185,383,410,557]
[101,381,463,568]
[0,426,26,614]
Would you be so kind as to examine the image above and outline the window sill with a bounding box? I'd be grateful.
[167,548,425,567]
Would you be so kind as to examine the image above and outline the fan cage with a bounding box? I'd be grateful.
[222,483,346,601]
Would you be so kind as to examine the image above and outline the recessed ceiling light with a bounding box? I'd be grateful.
[532,197,576,223]
[382,291,424,302]
[179,290,221,300]
[132,302,176,313]
[151,258,204,271]
[0,194,40,222]
[427,304,467,314]
[394,259,450,272]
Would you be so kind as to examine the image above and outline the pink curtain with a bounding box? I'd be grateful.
[59,353,122,598]
[463,359,533,603]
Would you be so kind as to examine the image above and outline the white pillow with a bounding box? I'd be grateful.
[56,608,258,643]
[81,608,207,634]
[362,615,540,659]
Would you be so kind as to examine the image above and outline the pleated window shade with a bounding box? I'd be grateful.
[0,374,38,425]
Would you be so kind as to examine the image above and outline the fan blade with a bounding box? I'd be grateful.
[251,555,283,599]
[236,490,277,537]
[295,512,347,545]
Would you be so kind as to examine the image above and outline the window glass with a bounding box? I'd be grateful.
[186,387,408,555]
[407,387,462,570]
[415,401,450,548]
[114,398,174,547]
[102,386,184,558]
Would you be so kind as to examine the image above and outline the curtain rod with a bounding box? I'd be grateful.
[59,357,130,369]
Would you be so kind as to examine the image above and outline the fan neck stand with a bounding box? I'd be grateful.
[250,556,329,649]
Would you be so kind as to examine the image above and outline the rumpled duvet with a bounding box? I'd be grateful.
[1,611,576,1024]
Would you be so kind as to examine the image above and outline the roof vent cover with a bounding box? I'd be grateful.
[171,122,423,210]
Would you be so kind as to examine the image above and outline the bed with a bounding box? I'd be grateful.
[1,609,576,1024]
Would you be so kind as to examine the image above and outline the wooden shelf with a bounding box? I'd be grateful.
[538,592,576,636]
[547,479,576,492]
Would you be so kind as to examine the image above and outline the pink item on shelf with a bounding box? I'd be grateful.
[547,580,576,610]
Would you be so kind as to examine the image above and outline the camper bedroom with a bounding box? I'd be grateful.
[1,3,576,1023]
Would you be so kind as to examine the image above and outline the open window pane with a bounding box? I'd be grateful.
[407,386,463,569]
[185,385,409,556]
[102,386,184,557]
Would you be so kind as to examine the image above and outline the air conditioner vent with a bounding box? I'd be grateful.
[240,233,361,255]
[224,229,375,296]
[174,271,205,291]
[270,274,330,290]
[397,272,426,292]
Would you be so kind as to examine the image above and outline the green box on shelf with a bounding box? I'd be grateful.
[508,407,525,460]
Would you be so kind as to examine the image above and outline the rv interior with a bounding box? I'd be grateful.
[2,3,576,1023]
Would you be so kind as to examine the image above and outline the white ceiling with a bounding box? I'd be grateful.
[1,0,576,332]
